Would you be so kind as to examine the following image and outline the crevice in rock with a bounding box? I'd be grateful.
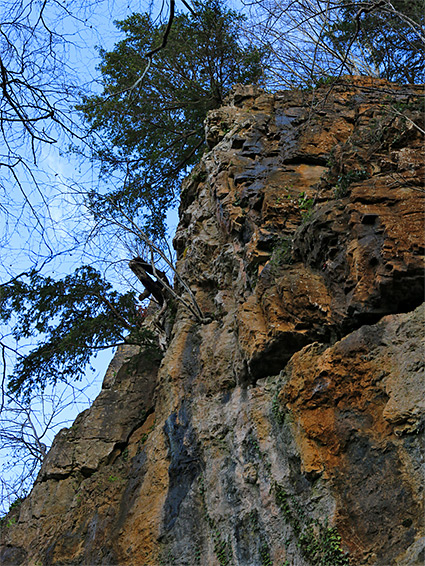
[40,470,74,482]
[106,406,156,468]
[282,155,329,166]
[247,298,424,388]
[79,466,98,479]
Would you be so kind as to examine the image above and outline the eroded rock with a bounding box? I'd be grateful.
[1,78,423,565]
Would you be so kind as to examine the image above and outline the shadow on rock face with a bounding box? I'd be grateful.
[163,401,201,531]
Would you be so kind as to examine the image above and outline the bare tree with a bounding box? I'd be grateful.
[0,0,174,278]
[243,0,425,88]
[0,370,97,515]
[108,206,209,324]
[0,0,90,214]
[0,0,149,513]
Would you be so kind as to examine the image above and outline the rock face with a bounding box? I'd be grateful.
[1,78,424,566]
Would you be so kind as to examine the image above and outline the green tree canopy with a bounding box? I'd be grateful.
[1,0,264,398]
[79,0,265,239]
[0,267,155,396]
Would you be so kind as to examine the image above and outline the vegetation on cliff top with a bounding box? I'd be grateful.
[78,0,265,239]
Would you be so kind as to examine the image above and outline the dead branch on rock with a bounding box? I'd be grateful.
[103,203,210,325]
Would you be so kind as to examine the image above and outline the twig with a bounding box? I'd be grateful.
[390,105,425,135]
[105,204,208,323]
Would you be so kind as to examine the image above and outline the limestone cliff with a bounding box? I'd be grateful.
[1,78,424,566]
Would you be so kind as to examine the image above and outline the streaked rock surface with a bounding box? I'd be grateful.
[1,78,424,565]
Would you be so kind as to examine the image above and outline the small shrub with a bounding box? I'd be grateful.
[300,75,338,92]
[273,483,350,565]
[0,496,25,530]
[334,169,369,198]
[194,545,202,564]
[298,192,315,222]
[270,237,293,271]
[259,542,273,566]
[192,170,208,184]
[199,474,233,565]
[213,530,232,566]
[272,392,285,424]
[0,515,17,529]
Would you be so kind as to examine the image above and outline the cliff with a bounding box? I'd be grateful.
[1,77,424,566]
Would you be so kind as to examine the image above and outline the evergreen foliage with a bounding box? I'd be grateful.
[79,0,265,239]
[0,267,155,396]
[1,0,264,397]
